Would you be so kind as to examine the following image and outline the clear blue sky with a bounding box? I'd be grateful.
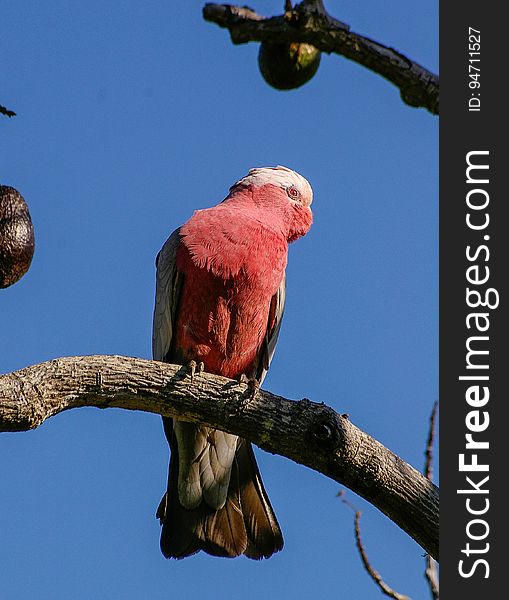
[1,2,438,598]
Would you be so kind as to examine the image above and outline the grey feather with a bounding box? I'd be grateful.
[152,228,182,362]
[257,274,286,385]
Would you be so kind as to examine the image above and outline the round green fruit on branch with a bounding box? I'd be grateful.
[258,42,321,90]
[0,185,35,288]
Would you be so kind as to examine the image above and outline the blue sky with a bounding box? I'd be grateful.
[1,1,438,598]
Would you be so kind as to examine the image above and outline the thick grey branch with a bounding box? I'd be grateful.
[203,2,438,115]
[0,354,438,560]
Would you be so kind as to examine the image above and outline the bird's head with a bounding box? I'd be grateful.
[225,166,313,242]
[227,166,313,242]
[230,165,313,208]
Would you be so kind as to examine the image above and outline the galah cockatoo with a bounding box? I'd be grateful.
[152,165,313,559]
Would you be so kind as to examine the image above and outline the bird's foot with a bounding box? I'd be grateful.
[238,373,249,386]
[187,360,205,382]
[230,374,260,416]
[247,377,260,399]
[238,374,259,395]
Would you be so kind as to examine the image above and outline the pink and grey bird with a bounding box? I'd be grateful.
[152,166,313,559]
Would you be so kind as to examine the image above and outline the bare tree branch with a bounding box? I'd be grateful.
[339,492,412,600]
[424,400,438,481]
[425,557,440,600]
[0,104,16,118]
[353,510,412,600]
[423,401,439,599]
[202,2,439,115]
[337,401,440,597]
[0,354,439,560]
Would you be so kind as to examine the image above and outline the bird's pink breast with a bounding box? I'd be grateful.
[174,206,288,379]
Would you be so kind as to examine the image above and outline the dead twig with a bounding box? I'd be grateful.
[423,401,439,600]
[0,104,16,118]
[338,491,411,600]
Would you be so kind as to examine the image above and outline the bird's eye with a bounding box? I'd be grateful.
[287,186,301,201]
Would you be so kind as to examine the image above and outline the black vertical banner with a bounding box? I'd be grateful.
[441,2,507,597]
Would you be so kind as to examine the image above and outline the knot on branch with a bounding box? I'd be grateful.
[289,0,349,34]
[400,76,439,113]
[307,406,345,450]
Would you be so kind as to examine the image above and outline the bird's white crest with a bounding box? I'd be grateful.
[231,165,313,205]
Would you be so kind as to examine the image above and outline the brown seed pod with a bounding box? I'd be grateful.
[0,185,35,288]
[258,42,321,90]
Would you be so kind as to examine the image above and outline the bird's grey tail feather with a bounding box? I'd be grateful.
[157,417,283,559]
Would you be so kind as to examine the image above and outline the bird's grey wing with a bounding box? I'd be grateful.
[256,274,286,385]
[152,227,182,362]
[153,227,235,511]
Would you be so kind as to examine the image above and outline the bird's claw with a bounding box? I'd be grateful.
[247,377,260,398]
[187,360,204,382]
[229,374,260,417]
